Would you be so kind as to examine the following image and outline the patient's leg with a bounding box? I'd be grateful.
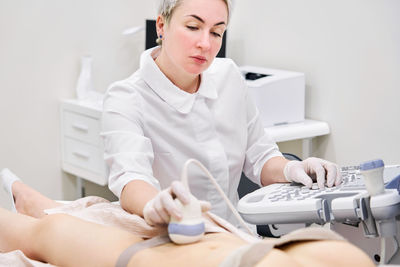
[278,239,375,267]
[0,207,141,266]
[0,206,373,267]
[12,181,62,218]
[0,207,285,267]
[0,206,38,255]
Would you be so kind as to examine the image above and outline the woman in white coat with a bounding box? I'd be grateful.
[102,0,342,227]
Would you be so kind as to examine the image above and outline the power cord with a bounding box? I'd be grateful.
[181,159,256,236]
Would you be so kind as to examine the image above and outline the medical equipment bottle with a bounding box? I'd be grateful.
[76,56,93,100]
[360,159,385,196]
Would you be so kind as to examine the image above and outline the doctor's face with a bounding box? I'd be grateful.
[158,0,228,76]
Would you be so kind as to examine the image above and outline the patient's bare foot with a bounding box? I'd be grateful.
[12,181,62,218]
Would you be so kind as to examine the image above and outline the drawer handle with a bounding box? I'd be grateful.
[72,151,90,159]
[72,123,89,132]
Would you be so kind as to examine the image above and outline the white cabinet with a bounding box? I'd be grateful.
[60,99,108,188]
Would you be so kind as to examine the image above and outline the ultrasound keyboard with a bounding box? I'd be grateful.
[237,165,400,226]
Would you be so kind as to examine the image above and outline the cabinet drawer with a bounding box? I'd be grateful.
[63,138,106,176]
[63,111,101,146]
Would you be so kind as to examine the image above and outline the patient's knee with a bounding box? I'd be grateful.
[24,214,73,260]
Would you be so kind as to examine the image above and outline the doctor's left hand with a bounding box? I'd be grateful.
[283,157,342,189]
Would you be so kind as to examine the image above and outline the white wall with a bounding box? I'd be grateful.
[0,0,399,207]
[228,0,400,166]
[0,0,158,208]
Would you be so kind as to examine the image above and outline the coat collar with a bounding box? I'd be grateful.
[140,47,218,114]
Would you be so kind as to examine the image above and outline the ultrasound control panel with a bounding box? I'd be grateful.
[237,165,400,226]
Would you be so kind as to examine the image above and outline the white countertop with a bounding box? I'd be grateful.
[265,119,330,143]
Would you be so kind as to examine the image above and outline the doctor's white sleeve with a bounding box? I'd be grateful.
[242,86,283,186]
[101,83,161,198]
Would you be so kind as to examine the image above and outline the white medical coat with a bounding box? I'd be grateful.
[101,47,282,225]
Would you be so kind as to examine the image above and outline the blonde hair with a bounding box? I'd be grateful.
[156,0,231,45]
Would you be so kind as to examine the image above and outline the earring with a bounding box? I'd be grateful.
[159,34,163,39]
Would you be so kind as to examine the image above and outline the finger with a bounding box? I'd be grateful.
[313,164,327,189]
[199,200,211,212]
[170,181,190,204]
[335,165,343,186]
[323,162,337,187]
[306,159,327,188]
[154,197,171,223]
[144,206,164,226]
[293,169,313,188]
[160,191,182,219]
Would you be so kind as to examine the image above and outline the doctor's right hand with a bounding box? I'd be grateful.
[142,181,211,226]
[283,157,342,189]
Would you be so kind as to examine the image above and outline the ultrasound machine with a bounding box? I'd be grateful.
[237,160,400,265]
